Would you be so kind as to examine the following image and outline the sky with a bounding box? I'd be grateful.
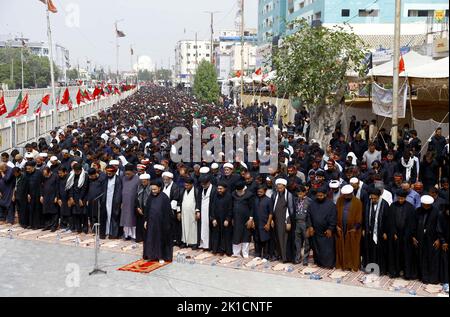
[0,0,258,72]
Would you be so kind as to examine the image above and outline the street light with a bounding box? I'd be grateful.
[14,34,29,90]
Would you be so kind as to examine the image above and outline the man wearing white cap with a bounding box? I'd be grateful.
[415,194,441,284]
[350,177,369,208]
[329,180,341,205]
[153,164,165,181]
[161,171,181,246]
[271,178,295,263]
[335,184,363,272]
[220,163,240,192]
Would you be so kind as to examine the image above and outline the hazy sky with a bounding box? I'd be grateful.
[0,0,258,72]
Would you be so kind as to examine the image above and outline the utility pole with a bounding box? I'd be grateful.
[15,34,29,90]
[195,32,198,75]
[204,11,220,64]
[114,19,124,83]
[46,0,58,128]
[392,0,402,148]
[240,0,245,107]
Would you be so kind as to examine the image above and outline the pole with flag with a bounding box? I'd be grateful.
[41,0,58,128]
[115,20,126,83]
[0,92,7,117]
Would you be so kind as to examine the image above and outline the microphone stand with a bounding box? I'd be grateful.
[89,192,107,275]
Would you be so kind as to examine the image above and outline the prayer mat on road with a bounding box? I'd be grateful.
[118,259,170,274]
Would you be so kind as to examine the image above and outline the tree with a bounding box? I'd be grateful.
[0,47,60,89]
[67,68,79,81]
[138,69,153,81]
[193,60,219,104]
[272,19,368,147]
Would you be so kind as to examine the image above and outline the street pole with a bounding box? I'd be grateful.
[46,0,58,128]
[240,0,245,107]
[392,0,402,148]
[115,22,119,83]
[204,11,220,64]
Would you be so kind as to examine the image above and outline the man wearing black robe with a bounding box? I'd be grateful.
[24,161,43,229]
[362,187,389,274]
[253,185,273,260]
[231,181,254,258]
[100,165,123,239]
[40,167,59,231]
[0,163,15,225]
[437,203,448,285]
[56,166,71,230]
[210,181,233,256]
[86,168,106,231]
[306,186,337,269]
[143,180,172,262]
[67,163,88,233]
[415,195,441,284]
[271,178,295,263]
[385,189,417,279]
[13,167,28,228]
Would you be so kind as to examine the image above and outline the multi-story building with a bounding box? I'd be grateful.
[215,29,258,80]
[174,39,213,84]
[0,39,50,57]
[257,0,449,66]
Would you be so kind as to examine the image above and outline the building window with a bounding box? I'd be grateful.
[342,9,350,17]
[315,11,322,20]
[359,9,379,17]
[407,10,433,17]
[299,2,304,9]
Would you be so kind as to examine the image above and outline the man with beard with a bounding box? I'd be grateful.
[161,171,181,246]
[362,187,390,274]
[198,174,216,250]
[66,163,88,233]
[100,165,123,239]
[179,177,200,249]
[56,166,71,231]
[86,168,106,232]
[350,177,369,209]
[143,180,172,263]
[152,164,165,182]
[415,195,441,284]
[220,163,241,192]
[120,164,140,240]
[335,185,363,272]
[253,185,273,260]
[287,164,303,193]
[40,167,59,231]
[271,178,295,263]
[243,172,257,195]
[135,173,151,243]
[24,161,43,229]
[306,186,337,268]
[386,189,418,279]
[210,181,233,256]
[231,181,254,258]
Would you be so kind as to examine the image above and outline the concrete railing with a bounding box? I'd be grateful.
[0,88,137,153]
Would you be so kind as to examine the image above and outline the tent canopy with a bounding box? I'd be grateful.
[369,51,434,78]
[406,57,449,79]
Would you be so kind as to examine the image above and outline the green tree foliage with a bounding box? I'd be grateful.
[67,68,79,81]
[272,19,368,145]
[0,47,60,89]
[193,60,219,104]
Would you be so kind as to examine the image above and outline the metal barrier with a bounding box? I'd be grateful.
[0,89,137,153]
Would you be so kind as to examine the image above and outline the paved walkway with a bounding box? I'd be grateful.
[1,238,410,297]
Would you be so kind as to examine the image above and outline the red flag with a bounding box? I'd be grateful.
[235,70,242,78]
[92,86,103,99]
[16,94,29,116]
[0,94,7,116]
[6,91,23,118]
[76,89,83,105]
[39,0,57,13]
[399,55,405,74]
[60,88,73,110]
[255,68,262,76]
[83,90,91,101]
[114,86,121,96]
[34,94,50,115]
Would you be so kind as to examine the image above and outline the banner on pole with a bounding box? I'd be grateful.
[371,81,408,118]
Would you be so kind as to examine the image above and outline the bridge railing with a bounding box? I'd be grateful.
[0,88,137,153]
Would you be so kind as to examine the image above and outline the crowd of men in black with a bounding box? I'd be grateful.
[0,85,448,288]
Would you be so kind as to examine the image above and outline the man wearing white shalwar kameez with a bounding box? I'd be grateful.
[199,176,214,249]
[180,179,199,247]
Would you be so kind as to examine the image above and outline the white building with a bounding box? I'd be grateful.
[174,39,212,83]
